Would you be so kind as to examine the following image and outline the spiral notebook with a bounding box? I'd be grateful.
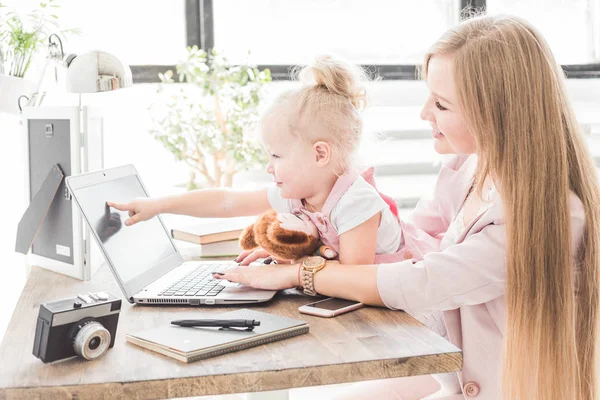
[125,309,309,363]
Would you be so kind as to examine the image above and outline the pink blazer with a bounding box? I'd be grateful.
[376,154,586,399]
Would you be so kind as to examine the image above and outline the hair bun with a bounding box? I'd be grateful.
[297,55,369,110]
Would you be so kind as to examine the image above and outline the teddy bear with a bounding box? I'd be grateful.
[239,209,336,262]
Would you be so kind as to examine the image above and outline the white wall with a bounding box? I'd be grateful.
[0,114,28,341]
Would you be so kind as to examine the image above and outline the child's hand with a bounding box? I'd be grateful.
[235,248,292,266]
[107,198,160,226]
[236,248,271,266]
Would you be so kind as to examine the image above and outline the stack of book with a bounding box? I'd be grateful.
[170,216,255,258]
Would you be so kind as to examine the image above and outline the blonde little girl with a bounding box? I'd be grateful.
[110,54,447,368]
[110,54,406,266]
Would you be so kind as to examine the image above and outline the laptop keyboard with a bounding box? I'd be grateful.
[158,263,235,297]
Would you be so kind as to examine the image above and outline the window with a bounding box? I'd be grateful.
[208,0,600,80]
[2,0,187,66]
[58,0,187,65]
[487,0,600,64]
[212,0,461,65]
[4,0,597,81]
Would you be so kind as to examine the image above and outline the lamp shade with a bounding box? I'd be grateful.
[66,50,133,93]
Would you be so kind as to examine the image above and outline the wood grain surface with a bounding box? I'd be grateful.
[0,260,461,399]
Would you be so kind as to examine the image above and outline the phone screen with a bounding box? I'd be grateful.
[308,298,360,311]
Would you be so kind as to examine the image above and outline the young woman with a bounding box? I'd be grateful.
[216,15,600,399]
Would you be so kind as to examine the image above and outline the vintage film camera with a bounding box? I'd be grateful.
[33,292,121,363]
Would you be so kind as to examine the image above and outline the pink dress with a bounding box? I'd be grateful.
[287,167,403,260]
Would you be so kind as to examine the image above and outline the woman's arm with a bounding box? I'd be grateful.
[378,222,506,313]
[217,221,507,312]
[311,262,384,306]
[215,261,385,307]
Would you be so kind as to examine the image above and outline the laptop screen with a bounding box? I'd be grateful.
[73,174,178,284]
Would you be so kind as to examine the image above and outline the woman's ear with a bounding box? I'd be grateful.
[313,141,332,167]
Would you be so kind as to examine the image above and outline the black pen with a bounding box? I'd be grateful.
[171,319,260,329]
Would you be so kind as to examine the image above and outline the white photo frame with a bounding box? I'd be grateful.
[22,106,104,280]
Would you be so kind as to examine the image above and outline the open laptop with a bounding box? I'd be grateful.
[65,164,277,305]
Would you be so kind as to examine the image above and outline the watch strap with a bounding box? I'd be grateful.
[301,258,326,296]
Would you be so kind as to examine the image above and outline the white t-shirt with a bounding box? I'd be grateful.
[267,176,403,254]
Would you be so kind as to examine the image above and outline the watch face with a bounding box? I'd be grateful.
[304,256,324,269]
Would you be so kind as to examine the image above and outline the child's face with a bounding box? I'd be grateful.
[261,113,322,199]
[420,55,476,155]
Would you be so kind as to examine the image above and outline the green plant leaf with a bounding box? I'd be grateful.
[1,0,77,77]
[149,48,272,188]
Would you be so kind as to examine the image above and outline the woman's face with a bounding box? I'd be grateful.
[420,56,477,155]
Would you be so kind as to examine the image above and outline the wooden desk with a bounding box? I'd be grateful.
[0,265,462,399]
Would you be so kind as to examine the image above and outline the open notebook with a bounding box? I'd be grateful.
[126,309,309,363]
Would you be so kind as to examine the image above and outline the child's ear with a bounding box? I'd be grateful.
[313,141,332,166]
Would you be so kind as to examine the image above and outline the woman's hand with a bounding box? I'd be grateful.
[214,263,299,291]
[107,198,161,226]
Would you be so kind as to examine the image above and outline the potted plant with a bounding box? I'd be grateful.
[149,47,272,189]
[0,0,77,113]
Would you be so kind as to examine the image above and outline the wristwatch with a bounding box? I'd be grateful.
[300,256,327,296]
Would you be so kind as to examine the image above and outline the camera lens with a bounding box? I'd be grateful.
[73,321,111,360]
[88,336,101,350]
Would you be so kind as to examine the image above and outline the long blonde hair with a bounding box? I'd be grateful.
[262,55,370,174]
[424,15,600,399]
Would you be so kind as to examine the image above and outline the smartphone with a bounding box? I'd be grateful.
[298,297,364,318]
